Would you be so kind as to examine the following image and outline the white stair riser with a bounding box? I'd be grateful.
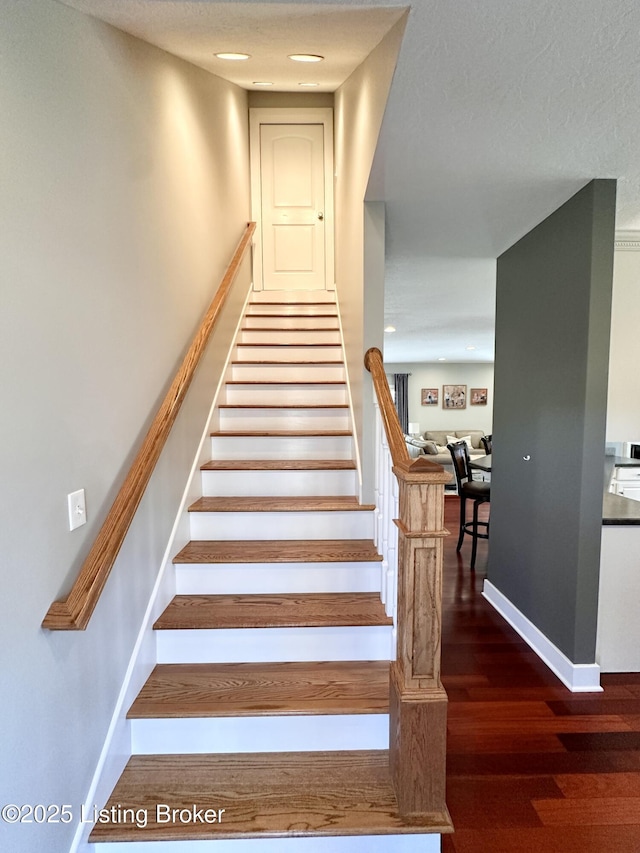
[230,364,345,382]
[201,468,357,497]
[210,434,353,460]
[90,834,442,852]
[239,330,341,344]
[235,345,343,362]
[175,561,381,595]
[130,714,388,755]
[216,409,351,431]
[243,315,338,329]
[246,305,336,317]
[223,384,348,406]
[251,291,335,304]
[156,626,393,664]
[189,510,375,541]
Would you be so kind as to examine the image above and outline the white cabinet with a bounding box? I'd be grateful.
[611,464,640,502]
[616,483,640,501]
[598,526,640,671]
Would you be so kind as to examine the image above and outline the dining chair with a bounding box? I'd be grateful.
[447,440,490,569]
[481,434,492,454]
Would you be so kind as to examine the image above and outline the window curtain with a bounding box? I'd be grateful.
[394,373,409,435]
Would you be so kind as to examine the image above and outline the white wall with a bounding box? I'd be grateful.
[384,363,494,435]
[0,2,250,850]
[606,247,640,442]
[334,14,407,500]
[361,201,387,495]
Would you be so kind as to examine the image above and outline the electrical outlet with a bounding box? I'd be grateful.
[67,489,87,531]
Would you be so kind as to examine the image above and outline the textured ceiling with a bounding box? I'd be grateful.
[57,0,640,363]
[372,0,640,361]
[57,1,405,91]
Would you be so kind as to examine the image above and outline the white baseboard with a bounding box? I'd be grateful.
[482,580,602,693]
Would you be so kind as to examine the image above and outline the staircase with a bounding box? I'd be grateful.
[88,291,445,852]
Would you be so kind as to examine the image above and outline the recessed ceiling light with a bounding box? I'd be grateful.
[253,81,273,87]
[299,82,320,87]
[215,52,251,61]
[465,345,477,351]
[288,54,324,63]
[384,325,396,333]
[438,357,446,361]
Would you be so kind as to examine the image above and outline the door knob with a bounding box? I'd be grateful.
[318,212,324,220]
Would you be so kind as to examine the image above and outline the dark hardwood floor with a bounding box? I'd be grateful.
[440,498,640,852]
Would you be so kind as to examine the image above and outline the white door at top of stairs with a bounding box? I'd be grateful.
[250,108,335,292]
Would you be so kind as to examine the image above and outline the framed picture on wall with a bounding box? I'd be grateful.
[421,388,439,405]
[470,388,488,406]
[443,385,466,409]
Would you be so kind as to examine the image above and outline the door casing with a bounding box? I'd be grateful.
[250,108,335,291]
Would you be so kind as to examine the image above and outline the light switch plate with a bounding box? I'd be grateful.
[68,489,87,531]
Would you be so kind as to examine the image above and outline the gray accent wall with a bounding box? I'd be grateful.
[488,180,616,664]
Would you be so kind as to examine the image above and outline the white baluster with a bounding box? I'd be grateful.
[372,392,399,627]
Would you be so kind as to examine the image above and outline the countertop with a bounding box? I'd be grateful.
[610,455,640,468]
[603,456,640,525]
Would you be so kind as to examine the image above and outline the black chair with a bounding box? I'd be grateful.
[480,434,492,454]
[447,440,490,569]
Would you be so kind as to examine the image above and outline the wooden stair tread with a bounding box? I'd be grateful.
[246,313,337,318]
[154,593,392,630]
[237,342,339,348]
[231,359,344,365]
[201,459,356,471]
[218,403,349,409]
[210,429,352,437]
[225,379,346,385]
[241,326,340,332]
[173,539,383,564]
[127,661,390,718]
[188,497,375,513]
[89,750,452,842]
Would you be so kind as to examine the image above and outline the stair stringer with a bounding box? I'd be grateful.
[72,285,255,853]
[334,285,364,504]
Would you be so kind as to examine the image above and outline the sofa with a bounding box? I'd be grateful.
[405,429,487,477]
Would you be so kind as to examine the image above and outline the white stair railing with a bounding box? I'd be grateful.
[373,390,399,635]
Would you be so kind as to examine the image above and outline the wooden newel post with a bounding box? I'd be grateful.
[364,346,451,820]
[389,456,451,818]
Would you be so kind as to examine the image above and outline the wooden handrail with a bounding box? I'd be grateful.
[43,222,256,630]
[365,346,447,478]
[364,347,410,467]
